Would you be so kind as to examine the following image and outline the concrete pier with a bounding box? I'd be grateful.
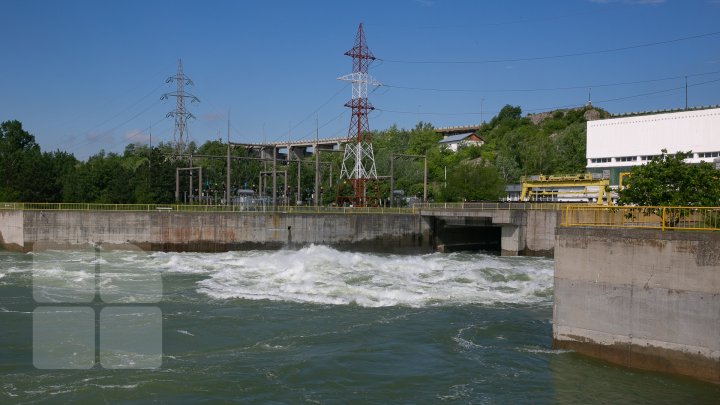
[553,227,720,383]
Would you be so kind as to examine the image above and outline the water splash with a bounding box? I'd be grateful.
[151,245,553,308]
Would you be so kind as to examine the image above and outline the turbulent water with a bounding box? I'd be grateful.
[1,247,719,404]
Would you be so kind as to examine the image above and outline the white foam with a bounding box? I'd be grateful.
[517,346,571,355]
[167,245,555,308]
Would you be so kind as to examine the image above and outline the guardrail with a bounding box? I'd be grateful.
[412,202,572,211]
[0,201,576,214]
[562,205,720,231]
[0,202,418,215]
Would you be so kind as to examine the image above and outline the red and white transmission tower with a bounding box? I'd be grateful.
[162,59,199,155]
[336,23,381,207]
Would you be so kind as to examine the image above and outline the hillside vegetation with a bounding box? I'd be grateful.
[0,104,607,204]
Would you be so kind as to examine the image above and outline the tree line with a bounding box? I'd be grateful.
[0,104,603,204]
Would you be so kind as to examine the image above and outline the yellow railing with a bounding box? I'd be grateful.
[413,202,573,211]
[562,205,720,231]
[0,202,419,215]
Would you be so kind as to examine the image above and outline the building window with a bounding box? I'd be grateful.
[617,156,638,162]
[698,151,720,158]
[590,157,611,164]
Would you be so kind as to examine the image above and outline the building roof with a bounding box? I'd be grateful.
[609,104,720,119]
[438,132,483,144]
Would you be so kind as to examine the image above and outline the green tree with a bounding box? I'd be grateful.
[0,120,41,201]
[0,120,77,202]
[495,153,521,182]
[553,122,587,174]
[437,163,505,202]
[64,151,134,203]
[619,150,720,207]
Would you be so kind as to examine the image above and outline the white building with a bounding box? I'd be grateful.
[438,132,484,152]
[586,106,720,185]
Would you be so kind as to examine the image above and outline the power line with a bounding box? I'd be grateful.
[366,8,614,32]
[45,66,168,145]
[374,77,720,117]
[47,82,166,150]
[380,69,720,94]
[377,30,720,64]
[375,108,483,116]
[58,99,165,154]
[594,77,720,104]
[269,83,350,143]
[296,109,347,140]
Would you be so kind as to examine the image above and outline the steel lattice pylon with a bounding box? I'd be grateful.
[336,23,381,207]
[162,59,199,155]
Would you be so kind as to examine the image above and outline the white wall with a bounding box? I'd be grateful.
[587,108,720,168]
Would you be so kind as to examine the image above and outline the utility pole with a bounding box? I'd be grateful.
[314,117,320,207]
[272,147,277,207]
[284,170,288,206]
[423,156,428,203]
[297,158,301,205]
[176,166,202,203]
[226,110,231,206]
[685,76,688,110]
[148,122,152,192]
[480,98,484,125]
[390,154,394,207]
[287,126,291,207]
[392,154,427,206]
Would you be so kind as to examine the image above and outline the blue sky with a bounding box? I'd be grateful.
[2,0,719,159]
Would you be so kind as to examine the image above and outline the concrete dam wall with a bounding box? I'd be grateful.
[0,210,433,254]
[0,209,560,256]
[553,227,720,383]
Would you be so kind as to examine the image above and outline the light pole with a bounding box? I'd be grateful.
[391,153,428,206]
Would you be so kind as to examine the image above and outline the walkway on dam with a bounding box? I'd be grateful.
[0,201,566,214]
[0,201,565,256]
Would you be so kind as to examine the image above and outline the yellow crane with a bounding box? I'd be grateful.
[520,174,610,205]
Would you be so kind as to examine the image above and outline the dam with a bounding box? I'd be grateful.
[2,202,718,385]
[0,203,560,256]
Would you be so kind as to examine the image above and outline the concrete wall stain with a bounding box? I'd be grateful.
[696,240,720,267]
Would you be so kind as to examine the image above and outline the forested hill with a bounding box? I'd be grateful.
[368,104,609,201]
[476,104,609,183]
[0,104,608,203]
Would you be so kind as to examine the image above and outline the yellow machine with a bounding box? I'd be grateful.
[618,172,631,190]
[520,174,610,205]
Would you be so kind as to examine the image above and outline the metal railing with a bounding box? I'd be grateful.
[0,201,574,214]
[562,205,720,231]
[0,202,419,215]
[412,202,572,211]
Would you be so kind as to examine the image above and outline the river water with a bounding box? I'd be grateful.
[1,247,718,404]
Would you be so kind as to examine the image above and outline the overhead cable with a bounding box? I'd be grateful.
[377,30,720,64]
